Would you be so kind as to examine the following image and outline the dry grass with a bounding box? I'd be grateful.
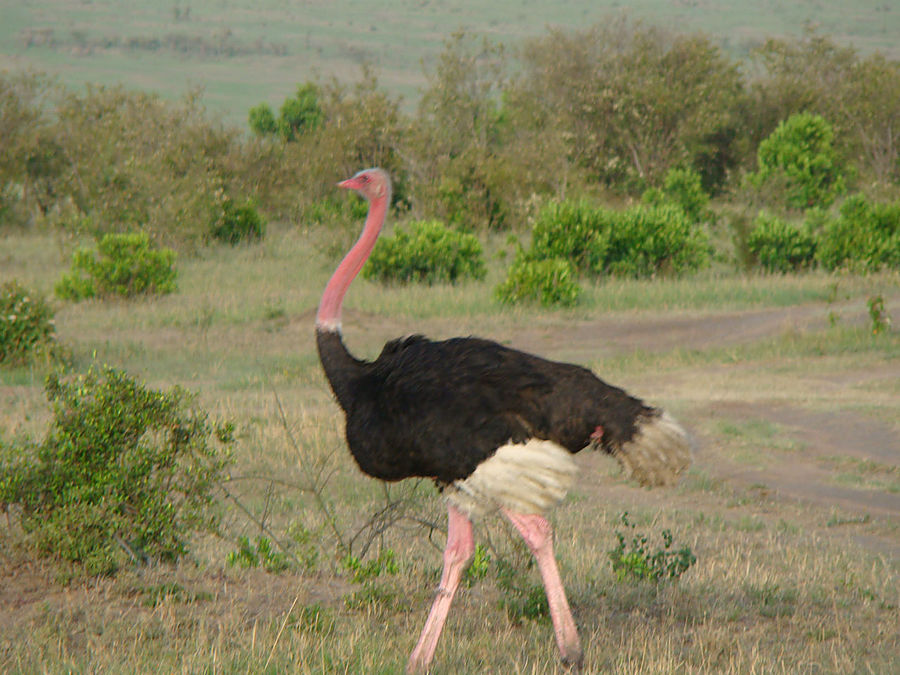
[1,224,898,673]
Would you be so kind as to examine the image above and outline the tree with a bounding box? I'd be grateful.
[509,20,745,192]
[841,55,900,185]
[0,72,62,225]
[748,112,846,209]
[248,102,277,137]
[407,32,520,228]
[747,32,900,187]
[277,82,323,141]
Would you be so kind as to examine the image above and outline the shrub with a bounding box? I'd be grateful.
[362,220,486,284]
[0,366,233,575]
[603,204,711,278]
[748,112,846,209]
[56,232,177,300]
[529,199,610,275]
[817,194,900,271]
[209,197,265,244]
[747,212,817,273]
[495,256,581,307]
[642,167,711,223]
[0,281,57,366]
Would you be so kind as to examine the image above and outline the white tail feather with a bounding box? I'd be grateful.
[613,411,692,487]
[444,440,577,518]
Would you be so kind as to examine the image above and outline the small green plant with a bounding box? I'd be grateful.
[495,256,581,307]
[0,365,233,576]
[607,512,696,582]
[745,581,798,618]
[286,520,320,571]
[285,603,335,635]
[55,232,177,300]
[342,548,399,583]
[0,281,58,366]
[209,196,265,244]
[867,295,892,335]
[363,220,486,284]
[464,543,492,587]
[137,582,213,608]
[746,212,817,273]
[495,558,549,623]
[341,548,401,610]
[227,535,291,573]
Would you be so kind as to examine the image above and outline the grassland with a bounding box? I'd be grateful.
[2,0,899,125]
[1,222,898,673]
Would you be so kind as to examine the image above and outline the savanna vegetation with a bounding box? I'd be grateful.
[1,17,898,675]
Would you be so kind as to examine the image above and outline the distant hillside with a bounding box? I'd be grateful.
[1,0,897,126]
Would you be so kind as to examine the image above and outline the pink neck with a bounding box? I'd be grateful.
[316,195,388,331]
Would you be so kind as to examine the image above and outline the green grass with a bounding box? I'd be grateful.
[2,0,899,125]
[1,223,898,673]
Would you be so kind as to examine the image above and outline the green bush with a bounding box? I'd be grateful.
[603,204,711,278]
[0,281,57,366]
[495,256,581,307]
[362,220,486,284]
[817,194,900,271]
[748,112,846,210]
[747,212,817,273]
[209,197,265,244]
[56,232,177,300]
[642,167,711,223]
[526,199,709,280]
[0,366,233,575]
[529,199,610,275]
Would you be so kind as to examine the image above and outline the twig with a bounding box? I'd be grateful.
[265,376,349,555]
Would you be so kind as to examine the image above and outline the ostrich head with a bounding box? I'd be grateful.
[338,167,391,203]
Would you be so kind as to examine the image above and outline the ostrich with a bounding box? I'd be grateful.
[316,168,692,673]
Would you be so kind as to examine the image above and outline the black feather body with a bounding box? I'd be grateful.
[316,328,657,485]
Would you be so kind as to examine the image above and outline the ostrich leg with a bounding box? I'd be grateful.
[504,509,584,671]
[407,504,475,674]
